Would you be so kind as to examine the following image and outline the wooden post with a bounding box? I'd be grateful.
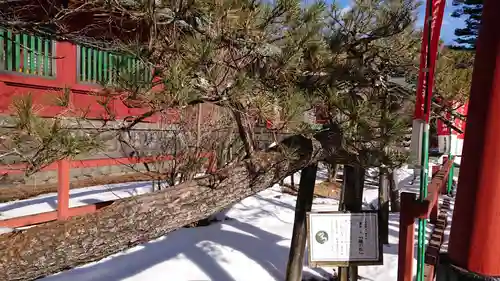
[349,267,358,281]
[339,268,349,281]
[285,164,318,281]
[379,167,390,245]
[398,192,416,281]
[57,159,70,220]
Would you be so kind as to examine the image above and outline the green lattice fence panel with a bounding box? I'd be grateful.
[0,28,55,76]
[77,45,152,85]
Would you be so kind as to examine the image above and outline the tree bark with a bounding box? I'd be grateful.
[378,167,390,245]
[339,165,365,281]
[0,134,336,281]
[389,170,401,212]
[285,164,318,281]
[340,165,364,213]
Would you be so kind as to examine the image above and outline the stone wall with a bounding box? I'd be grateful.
[0,103,286,187]
[0,104,214,186]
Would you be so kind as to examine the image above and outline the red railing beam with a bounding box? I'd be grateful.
[397,158,454,281]
[0,152,216,229]
[410,159,454,220]
[0,153,215,175]
[0,201,114,228]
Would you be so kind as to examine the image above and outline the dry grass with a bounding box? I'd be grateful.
[282,181,342,200]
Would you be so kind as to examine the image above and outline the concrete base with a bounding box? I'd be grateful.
[437,255,500,281]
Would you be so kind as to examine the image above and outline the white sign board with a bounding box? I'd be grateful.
[307,212,380,265]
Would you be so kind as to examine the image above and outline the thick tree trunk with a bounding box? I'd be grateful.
[389,170,401,212]
[340,165,364,213]
[378,167,390,245]
[338,165,365,281]
[0,134,332,281]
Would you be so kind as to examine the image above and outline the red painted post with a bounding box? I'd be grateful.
[429,161,446,224]
[398,192,417,281]
[447,0,500,277]
[57,159,70,220]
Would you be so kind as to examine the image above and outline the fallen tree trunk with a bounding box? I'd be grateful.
[0,134,333,281]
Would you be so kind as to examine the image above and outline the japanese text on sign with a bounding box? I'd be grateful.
[308,212,379,263]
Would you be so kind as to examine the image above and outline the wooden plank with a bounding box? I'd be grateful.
[0,155,178,174]
[0,201,113,228]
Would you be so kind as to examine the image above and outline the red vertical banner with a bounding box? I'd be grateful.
[410,0,448,165]
[413,0,448,122]
[455,102,468,139]
[437,112,452,136]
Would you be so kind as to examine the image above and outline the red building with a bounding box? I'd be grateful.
[0,27,188,185]
[0,31,165,121]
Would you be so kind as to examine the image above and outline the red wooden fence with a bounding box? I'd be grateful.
[0,153,215,228]
[0,41,179,123]
[397,158,454,281]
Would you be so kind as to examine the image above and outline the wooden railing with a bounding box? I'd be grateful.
[0,28,56,77]
[0,153,216,228]
[76,44,152,84]
[397,157,454,281]
[0,30,162,122]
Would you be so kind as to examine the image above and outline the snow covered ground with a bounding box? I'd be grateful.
[0,166,455,281]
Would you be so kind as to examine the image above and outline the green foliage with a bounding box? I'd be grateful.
[299,0,419,168]
[0,94,103,175]
[0,0,424,172]
[435,47,475,104]
[451,0,483,49]
[53,87,71,107]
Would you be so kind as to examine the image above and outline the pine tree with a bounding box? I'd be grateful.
[0,1,421,279]
[435,47,474,104]
[0,94,102,176]
[451,0,483,49]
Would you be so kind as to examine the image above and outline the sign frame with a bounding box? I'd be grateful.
[306,210,383,267]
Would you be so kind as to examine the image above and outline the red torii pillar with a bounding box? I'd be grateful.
[438,0,500,279]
